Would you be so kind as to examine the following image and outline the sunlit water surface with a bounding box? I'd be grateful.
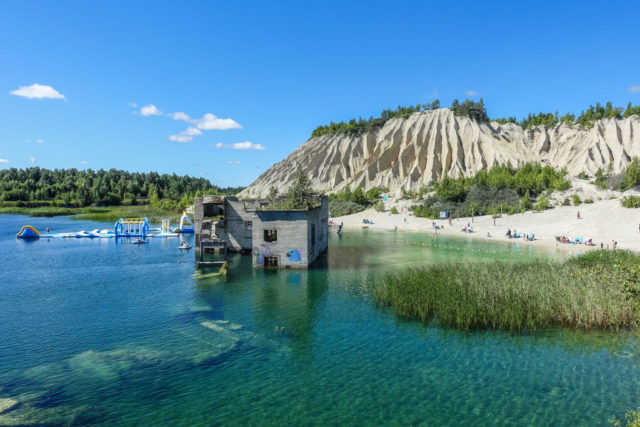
[0,214,638,425]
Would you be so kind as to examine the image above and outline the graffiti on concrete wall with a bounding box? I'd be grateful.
[254,243,271,264]
[286,248,302,262]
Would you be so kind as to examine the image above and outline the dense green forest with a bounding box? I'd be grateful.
[310,100,640,138]
[412,162,571,218]
[0,167,243,210]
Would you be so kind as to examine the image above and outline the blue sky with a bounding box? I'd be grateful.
[1,0,639,187]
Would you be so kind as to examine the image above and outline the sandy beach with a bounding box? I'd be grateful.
[333,190,640,252]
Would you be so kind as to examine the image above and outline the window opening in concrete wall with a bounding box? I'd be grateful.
[264,229,277,242]
[264,256,278,268]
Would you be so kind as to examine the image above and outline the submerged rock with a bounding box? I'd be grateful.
[0,398,18,414]
[68,348,167,382]
[0,403,91,426]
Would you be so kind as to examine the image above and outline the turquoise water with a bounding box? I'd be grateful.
[0,214,639,425]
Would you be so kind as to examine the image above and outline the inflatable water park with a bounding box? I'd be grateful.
[16,213,195,240]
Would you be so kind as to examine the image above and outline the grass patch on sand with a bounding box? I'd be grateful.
[374,250,640,332]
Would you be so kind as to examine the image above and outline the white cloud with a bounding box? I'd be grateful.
[169,134,192,143]
[465,90,479,97]
[29,156,36,164]
[78,160,88,165]
[10,83,65,100]
[26,138,44,143]
[136,105,242,142]
[628,85,640,93]
[128,102,138,108]
[226,160,242,165]
[169,126,202,143]
[213,141,265,150]
[170,111,193,122]
[140,104,162,116]
[170,111,241,130]
[0,158,8,163]
[196,113,242,130]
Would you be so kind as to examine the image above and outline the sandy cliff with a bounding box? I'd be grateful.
[241,109,640,196]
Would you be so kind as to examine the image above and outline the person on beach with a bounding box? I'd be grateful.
[577,211,581,219]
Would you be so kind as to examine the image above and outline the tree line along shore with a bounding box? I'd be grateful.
[327,159,640,219]
[310,99,640,138]
[0,167,243,221]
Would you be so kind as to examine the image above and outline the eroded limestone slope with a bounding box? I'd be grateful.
[241,109,640,196]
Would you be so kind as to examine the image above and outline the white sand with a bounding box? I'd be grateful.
[333,190,640,252]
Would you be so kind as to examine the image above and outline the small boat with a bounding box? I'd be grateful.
[178,242,192,250]
[133,238,147,244]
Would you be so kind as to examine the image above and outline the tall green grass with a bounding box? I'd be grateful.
[374,251,640,332]
[74,206,182,223]
[0,206,78,217]
[0,205,182,223]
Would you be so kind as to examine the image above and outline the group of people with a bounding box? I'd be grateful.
[362,218,374,225]
[555,236,605,247]
[461,223,474,233]
[505,228,535,241]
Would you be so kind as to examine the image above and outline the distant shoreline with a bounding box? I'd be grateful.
[334,196,639,253]
[0,205,183,223]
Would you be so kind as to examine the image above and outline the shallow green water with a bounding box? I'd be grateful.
[0,215,638,425]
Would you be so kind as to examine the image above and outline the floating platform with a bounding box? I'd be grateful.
[115,218,150,238]
[17,222,180,240]
[16,225,40,239]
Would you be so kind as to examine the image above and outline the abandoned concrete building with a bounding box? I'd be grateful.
[193,195,329,268]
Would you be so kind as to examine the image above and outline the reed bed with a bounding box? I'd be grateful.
[0,205,181,223]
[374,251,640,332]
[75,206,182,223]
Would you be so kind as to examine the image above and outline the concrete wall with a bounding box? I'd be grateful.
[224,199,255,251]
[193,196,205,236]
[252,211,309,268]
[306,197,329,262]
